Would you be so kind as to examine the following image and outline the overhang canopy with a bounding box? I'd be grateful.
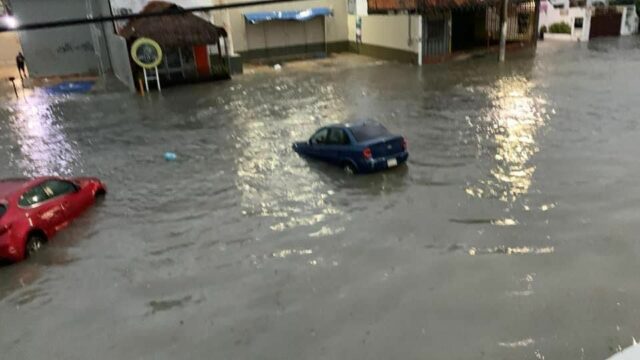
[244,7,332,24]
[120,1,227,47]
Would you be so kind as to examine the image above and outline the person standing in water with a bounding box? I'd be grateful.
[16,52,26,79]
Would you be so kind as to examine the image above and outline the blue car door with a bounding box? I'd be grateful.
[323,128,352,165]
[307,128,330,160]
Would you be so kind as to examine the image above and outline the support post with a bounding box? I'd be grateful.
[155,66,161,92]
[499,0,508,62]
[143,68,149,92]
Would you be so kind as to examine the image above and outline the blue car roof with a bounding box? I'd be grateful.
[327,119,380,129]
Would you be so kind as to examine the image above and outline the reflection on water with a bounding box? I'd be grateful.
[4,94,78,177]
[467,245,555,256]
[467,76,548,203]
[229,82,347,236]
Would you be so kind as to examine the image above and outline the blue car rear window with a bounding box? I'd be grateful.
[349,123,391,142]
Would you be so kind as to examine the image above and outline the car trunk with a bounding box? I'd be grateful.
[368,136,405,158]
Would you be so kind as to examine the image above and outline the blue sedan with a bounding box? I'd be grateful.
[292,120,409,174]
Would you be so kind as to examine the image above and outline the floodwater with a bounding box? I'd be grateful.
[1,38,640,359]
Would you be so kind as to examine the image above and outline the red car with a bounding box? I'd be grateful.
[0,176,106,263]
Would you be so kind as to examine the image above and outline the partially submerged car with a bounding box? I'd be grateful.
[0,176,106,263]
[293,120,408,174]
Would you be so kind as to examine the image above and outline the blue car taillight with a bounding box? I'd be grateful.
[363,147,372,160]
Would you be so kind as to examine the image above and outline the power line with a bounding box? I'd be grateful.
[0,0,321,33]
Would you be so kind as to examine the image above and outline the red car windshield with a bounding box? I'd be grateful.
[0,204,6,218]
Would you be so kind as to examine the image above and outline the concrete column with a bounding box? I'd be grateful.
[214,0,235,55]
[499,0,508,62]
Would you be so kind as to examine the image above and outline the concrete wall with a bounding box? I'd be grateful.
[91,0,115,74]
[619,5,639,35]
[0,32,21,67]
[360,15,420,53]
[348,14,357,42]
[347,14,421,63]
[106,33,135,92]
[12,0,107,77]
[211,0,348,53]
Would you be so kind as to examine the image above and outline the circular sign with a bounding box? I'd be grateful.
[131,38,163,69]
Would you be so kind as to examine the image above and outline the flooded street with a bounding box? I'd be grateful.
[2,38,640,359]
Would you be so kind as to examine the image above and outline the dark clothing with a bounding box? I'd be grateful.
[16,54,27,79]
[16,55,25,70]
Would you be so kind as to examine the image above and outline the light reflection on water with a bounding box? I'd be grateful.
[229,80,348,237]
[467,76,548,203]
[4,94,79,177]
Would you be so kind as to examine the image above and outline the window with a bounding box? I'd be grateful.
[327,129,351,145]
[310,128,329,145]
[18,185,49,207]
[0,204,6,218]
[574,17,584,29]
[42,180,76,198]
[553,3,565,9]
[349,123,392,142]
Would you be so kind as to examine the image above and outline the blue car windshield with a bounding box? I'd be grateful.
[349,123,391,142]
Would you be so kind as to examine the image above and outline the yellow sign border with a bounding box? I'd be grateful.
[131,38,163,69]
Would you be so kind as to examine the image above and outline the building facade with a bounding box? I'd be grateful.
[11,0,113,77]
[345,0,539,64]
[210,0,349,62]
[539,0,638,41]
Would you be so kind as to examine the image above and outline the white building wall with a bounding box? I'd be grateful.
[539,2,591,41]
[348,14,357,42]
[619,5,639,35]
[359,14,421,54]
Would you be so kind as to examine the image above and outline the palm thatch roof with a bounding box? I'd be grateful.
[120,1,227,47]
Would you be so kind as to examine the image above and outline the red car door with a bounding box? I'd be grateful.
[41,180,90,221]
[19,184,67,237]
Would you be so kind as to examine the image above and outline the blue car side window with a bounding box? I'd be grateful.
[310,129,328,145]
[327,129,351,145]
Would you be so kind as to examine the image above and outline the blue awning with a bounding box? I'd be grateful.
[244,7,332,24]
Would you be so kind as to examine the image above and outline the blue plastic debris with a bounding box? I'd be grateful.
[46,81,94,94]
[164,152,177,161]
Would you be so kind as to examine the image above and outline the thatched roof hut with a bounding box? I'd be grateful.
[120,1,227,47]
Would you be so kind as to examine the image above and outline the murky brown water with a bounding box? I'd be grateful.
[2,38,640,359]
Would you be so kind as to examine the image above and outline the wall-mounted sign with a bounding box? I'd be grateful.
[131,37,163,69]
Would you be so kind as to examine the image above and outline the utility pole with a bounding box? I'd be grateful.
[499,0,508,62]
[532,0,541,47]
